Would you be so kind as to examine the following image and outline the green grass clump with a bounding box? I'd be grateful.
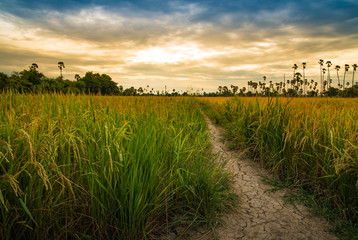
[0,93,236,239]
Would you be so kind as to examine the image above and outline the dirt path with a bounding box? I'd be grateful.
[204,116,337,240]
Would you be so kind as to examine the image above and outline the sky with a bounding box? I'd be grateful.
[0,0,358,92]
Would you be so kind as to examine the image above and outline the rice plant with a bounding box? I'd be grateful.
[0,92,236,239]
[200,96,358,236]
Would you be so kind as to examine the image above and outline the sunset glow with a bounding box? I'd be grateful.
[0,0,358,92]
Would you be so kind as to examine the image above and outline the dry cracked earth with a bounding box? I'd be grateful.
[162,116,337,240]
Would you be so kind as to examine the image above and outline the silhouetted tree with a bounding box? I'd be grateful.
[74,74,80,81]
[343,64,350,90]
[302,62,306,96]
[352,64,357,87]
[335,65,341,88]
[318,59,324,95]
[58,62,65,79]
[326,61,332,88]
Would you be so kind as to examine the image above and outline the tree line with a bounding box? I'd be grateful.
[242,60,358,97]
[0,63,123,95]
[1,61,357,97]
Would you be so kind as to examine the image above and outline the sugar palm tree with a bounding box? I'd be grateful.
[302,62,306,96]
[335,65,341,88]
[318,59,324,95]
[352,64,357,86]
[343,64,350,90]
[322,68,327,92]
[304,78,308,95]
[292,64,298,79]
[58,62,65,79]
[326,61,332,88]
[74,74,80,81]
[31,63,39,70]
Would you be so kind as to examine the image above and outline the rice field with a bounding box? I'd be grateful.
[1,93,357,239]
[200,97,358,235]
[0,93,236,239]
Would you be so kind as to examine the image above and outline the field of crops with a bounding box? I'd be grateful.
[200,97,358,235]
[0,93,236,239]
[1,93,357,239]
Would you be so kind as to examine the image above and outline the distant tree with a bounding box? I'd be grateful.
[352,64,357,87]
[345,84,358,97]
[322,68,327,92]
[74,74,81,81]
[222,86,230,96]
[302,62,306,96]
[19,65,45,91]
[123,87,136,96]
[318,59,324,95]
[58,62,65,79]
[326,87,339,97]
[335,65,341,88]
[246,91,253,97]
[81,71,119,95]
[0,72,9,91]
[31,63,39,70]
[326,61,332,88]
[251,82,258,94]
[231,85,238,95]
[343,64,350,90]
[292,64,298,80]
[287,88,298,97]
[307,89,318,97]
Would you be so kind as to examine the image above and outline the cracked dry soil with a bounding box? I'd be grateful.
[201,116,337,240]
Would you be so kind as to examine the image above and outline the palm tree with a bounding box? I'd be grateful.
[292,64,298,79]
[74,74,80,81]
[58,62,65,79]
[318,59,324,95]
[304,78,308,95]
[302,62,306,96]
[352,64,357,87]
[252,82,258,94]
[335,65,341,88]
[326,61,332,88]
[247,81,253,92]
[31,63,39,70]
[322,68,326,92]
[269,80,273,92]
[343,64,350,90]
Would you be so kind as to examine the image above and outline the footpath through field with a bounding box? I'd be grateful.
[203,115,337,240]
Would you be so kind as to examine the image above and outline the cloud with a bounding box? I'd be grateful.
[0,0,358,92]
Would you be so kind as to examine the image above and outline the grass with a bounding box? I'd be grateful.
[200,96,358,239]
[0,93,236,239]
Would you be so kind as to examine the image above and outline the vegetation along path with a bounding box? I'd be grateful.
[205,115,337,240]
